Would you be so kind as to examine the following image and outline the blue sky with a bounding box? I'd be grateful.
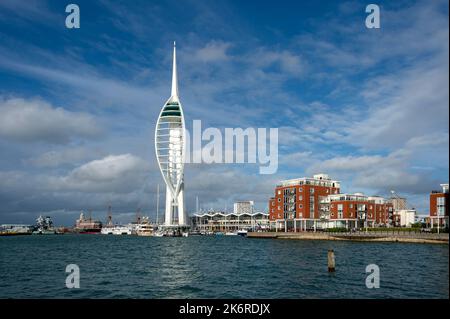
[0,0,448,225]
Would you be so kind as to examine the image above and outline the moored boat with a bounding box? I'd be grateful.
[237,229,248,237]
[136,217,154,236]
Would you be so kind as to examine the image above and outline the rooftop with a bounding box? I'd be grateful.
[278,174,340,188]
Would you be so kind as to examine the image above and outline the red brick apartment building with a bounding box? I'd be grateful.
[429,183,449,228]
[269,174,393,231]
[328,194,393,228]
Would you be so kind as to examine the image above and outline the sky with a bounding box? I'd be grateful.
[0,0,448,225]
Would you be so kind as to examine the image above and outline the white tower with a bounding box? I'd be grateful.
[155,42,186,226]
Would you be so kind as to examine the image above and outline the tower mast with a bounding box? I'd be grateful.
[155,42,186,228]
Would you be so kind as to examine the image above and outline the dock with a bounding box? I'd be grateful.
[247,231,449,244]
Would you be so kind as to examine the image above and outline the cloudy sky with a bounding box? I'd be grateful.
[0,0,448,225]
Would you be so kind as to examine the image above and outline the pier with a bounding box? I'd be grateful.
[247,231,449,244]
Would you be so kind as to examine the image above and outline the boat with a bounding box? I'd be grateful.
[237,229,248,237]
[163,230,182,237]
[111,225,132,235]
[32,229,56,235]
[74,212,102,234]
[101,226,114,235]
[32,215,56,235]
[136,217,154,236]
[224,231,237,236]
[182,232,189,237]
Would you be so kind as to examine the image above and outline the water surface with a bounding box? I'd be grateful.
[0,235,448,298]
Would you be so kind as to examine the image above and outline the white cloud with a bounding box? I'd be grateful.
[194,41,231,62]
[348,62,449,150]
[0,97,101,144]
[56,154,150,192]
[26,147,104,168]
[248,48,305,76]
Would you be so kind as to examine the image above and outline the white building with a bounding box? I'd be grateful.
[192,211,269,232]
[155,42,187,227]
[396,209,416,227]
[233,201,254,215]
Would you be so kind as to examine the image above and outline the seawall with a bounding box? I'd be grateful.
[247,231,449,244]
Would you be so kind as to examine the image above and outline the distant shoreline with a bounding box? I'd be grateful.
[247,232,449,245]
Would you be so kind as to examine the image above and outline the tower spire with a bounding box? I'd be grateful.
[171,41,179,99]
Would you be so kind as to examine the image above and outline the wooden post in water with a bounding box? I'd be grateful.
[328,250,335,272]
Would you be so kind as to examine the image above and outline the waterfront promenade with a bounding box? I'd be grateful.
[248,231,449,244]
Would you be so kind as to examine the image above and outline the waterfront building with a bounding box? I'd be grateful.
[394,209,416,227]
[155,42,187,228]
[429,183,449,228]
[389,196,407,211]
[233,201,254,215]
[268,174,394,231]
[269,174,340,231]
[191,211,270,233]
[327,193,393,229]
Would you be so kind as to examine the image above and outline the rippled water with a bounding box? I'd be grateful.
[0,235,448,298]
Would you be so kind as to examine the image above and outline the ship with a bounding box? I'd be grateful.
[74,212,102,234]
[32,215,56,235]
[111,225,132,235]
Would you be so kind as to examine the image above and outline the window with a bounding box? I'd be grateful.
[349,204,353,208]
[299,195,303,201]
[278,198,281,202]
[299,204,303,208]
[337,204,343,219]
[310,188,315,194]
[277,190,281,195]
[299,187,303,192]
[437,197,446,216]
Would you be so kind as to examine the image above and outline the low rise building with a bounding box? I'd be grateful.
[394,209,416,227]
[327,193,393,229]
[269,174,340,231]
[191,211,269,233]
[269,174,393,231]
[0,224,33,235]
[429,184,449,229]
